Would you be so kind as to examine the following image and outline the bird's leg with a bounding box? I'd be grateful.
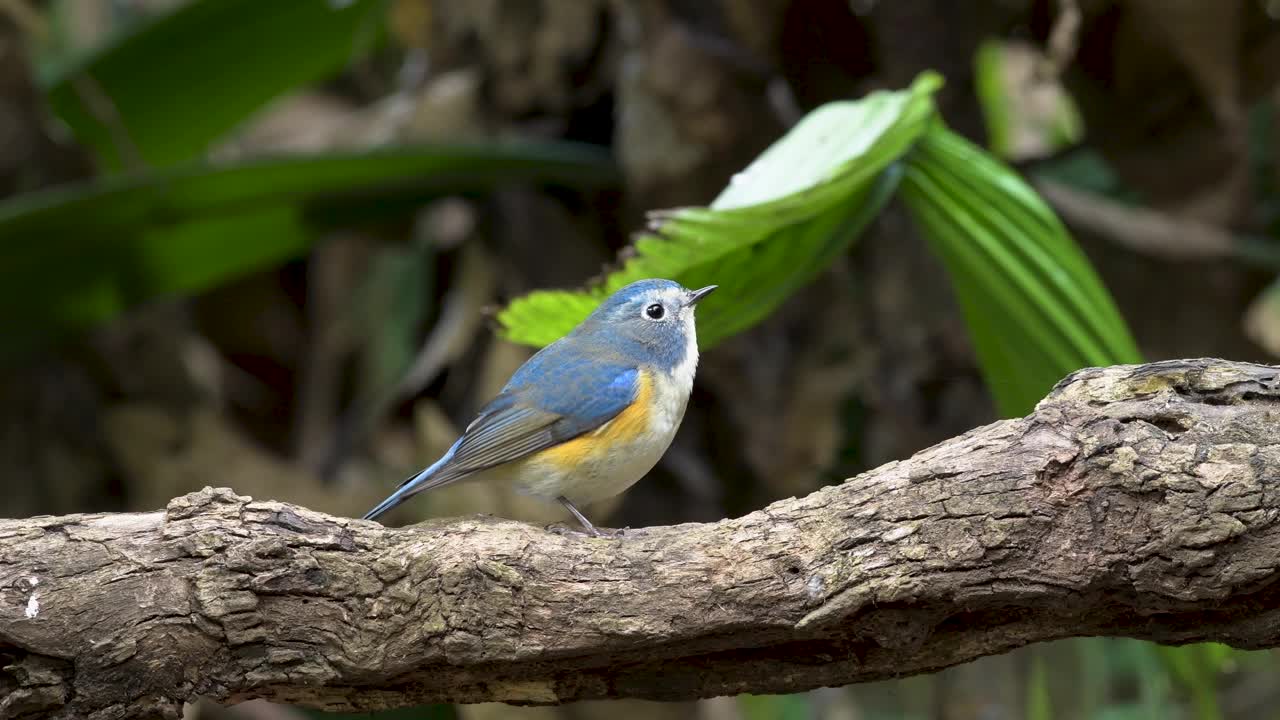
[557,496,602,536]
[555,496,620,538]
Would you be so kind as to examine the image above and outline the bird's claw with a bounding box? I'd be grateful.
[544,522,629,539]
[544,522,592,538]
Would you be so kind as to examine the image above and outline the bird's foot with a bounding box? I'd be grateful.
[544,521,592,538]
[544,522,629,539]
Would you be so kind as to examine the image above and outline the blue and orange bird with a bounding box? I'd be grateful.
[362,278,717,536]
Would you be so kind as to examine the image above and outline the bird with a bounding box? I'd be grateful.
[362,278,718,536]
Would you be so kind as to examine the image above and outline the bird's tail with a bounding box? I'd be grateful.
[361,482,418,521]
[362,443,459,521]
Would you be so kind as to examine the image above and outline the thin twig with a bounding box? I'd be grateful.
[1038,0,1081,80]
[1034,178,1280,269]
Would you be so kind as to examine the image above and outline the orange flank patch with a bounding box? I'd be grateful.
[535,370,652,470]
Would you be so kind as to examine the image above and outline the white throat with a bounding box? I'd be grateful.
[671,309,700,394]
[649,285,702,396]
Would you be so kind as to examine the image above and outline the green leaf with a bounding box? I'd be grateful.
[497,71,944,348]
[1026,653,1054,720]
[974,39,1015,159]
[42,0,388,170]
[355,241,436,404]
[1127,640,1176,720]
[299,704,456,720]
[739,693,813,720]
[1071,638,1110,717]
[0,142,615,361]
[1094,704,1164,720]
[1157,644,1226,720]
[972,39,1083,160]
[900,123,1141,416]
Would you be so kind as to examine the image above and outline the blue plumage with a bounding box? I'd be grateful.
[361,278,717,534]
[361,341,640,521]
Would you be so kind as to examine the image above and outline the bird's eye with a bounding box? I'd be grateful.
[644,303,665,320]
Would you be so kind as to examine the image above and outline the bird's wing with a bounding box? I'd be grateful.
[362,347,641,521]
[403,362,640,489]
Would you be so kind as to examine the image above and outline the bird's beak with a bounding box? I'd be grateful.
[685,285,718,306]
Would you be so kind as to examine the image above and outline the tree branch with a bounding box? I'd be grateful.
[5,358,1280,719]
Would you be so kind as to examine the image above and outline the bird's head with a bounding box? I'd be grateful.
[577,279,717,369]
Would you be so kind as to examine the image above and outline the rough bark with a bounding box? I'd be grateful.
[6,358,1280,719]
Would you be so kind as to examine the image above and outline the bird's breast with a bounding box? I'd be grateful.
[513,366,693,505]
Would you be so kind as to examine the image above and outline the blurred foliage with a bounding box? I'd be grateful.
[1026,654,1053,720]
[498,72,940,350]
[39,0,388,170]
[0,142,615,362]
[300,703,456,720]
[738,694,811,720]
[902,122,1141,415]
[973,39,1083,162]
[353,232,436,416]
